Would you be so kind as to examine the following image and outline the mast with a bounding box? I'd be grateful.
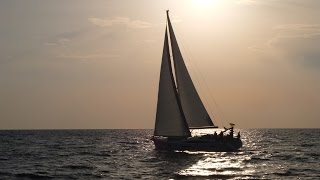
[166,10,179,91]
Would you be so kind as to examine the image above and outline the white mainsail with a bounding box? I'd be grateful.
[154,28,191,137]
[166,12,215,128]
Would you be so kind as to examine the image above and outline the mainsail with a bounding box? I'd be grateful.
[154,27,191,137]
[166,12,215,128]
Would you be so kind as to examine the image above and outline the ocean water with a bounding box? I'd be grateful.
[0,129,319,179]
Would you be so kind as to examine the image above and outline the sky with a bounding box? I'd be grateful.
[0,0,319,129]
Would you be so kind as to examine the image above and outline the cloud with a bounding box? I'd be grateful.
[270,33,320,68]
[235,0,320,7]
[251,23,320,69]
[128,20,153,29]
[267,23,320,47]
[88,17,152,29]
[44,30,84,47]
[44,38,71,46]
[274,24,320,31]
[57,53,119,60]
[44,42,58,46]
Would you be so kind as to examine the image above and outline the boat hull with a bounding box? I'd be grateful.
[152,136,242,152]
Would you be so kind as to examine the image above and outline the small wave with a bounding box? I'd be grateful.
[0,171,12,176]
[274,170,294,176]
[100,170,110,173]
[250,156,270,162]
[63,165,94,170]
[212,167,242,172]
[0,157,8,161]
[118,141,140,145]
[293,156,309,162]
[139,157,159,163]
[15,173,53,179]
[307,152,320,157]
[94,152,111,157]
[272,154,294,160]
[78,151,91,155]
[300,143,315,147]
[274,168,310,177]
[223,167,242,171]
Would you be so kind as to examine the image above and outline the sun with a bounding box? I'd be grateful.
[190,0,225,12]
[192,0,213,6]
[191,0,218,8]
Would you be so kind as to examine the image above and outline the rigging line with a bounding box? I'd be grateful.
[175,30,226,128]
[181,39,223,127]
[187,44,226,128]
[174,30,212,119]
[174,30,215,122]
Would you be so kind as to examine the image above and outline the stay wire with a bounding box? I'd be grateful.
[174,28,226,128]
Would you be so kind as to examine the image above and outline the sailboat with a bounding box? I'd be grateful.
[152,11,242,151]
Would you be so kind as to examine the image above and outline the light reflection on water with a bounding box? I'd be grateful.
[154,129,319,179]
[176,152,255,178]
[170,129,267,178]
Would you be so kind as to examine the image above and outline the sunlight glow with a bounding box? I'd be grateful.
[188,0,230,20]
[191,0,224,9]
[192,0,214,6]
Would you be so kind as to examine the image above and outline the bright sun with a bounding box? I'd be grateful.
[193,0,213,6]
[191,0,225,11]
[192,0,217,8]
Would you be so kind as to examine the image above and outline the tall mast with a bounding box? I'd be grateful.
[166,10,179,92]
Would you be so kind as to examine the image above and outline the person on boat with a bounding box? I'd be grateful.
[229,126,234,138]
[225,123,235,138]
[218,131,224,139]
[237,132,241,139]
[213,131,217,138]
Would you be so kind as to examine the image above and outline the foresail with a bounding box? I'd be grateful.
[154,27,191,137]
[166,12,216,128]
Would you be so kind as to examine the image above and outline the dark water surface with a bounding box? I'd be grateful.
[0,129,319,179]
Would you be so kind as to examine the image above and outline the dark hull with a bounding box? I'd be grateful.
[153,136,242,152]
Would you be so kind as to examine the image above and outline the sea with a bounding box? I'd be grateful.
[0,129,319,179]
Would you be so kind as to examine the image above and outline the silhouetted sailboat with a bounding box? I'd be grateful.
[152,11,242,151]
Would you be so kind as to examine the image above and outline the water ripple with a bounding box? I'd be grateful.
[0,129,319,179]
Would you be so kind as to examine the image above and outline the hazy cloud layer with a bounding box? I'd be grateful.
[250,23,320,68]
[88,17,152,29]
[44,30,85,46]
[44,38,71,46]
[237,0,320,7]
[57,53,120,60]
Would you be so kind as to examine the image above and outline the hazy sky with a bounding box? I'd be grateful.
[1,0,319,129]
